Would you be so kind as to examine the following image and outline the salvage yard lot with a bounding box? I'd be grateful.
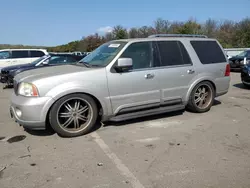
[1,72,250,188]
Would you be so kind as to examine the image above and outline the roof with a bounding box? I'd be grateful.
[0,49,47,51]
[111,37,216,43]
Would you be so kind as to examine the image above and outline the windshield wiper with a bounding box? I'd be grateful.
[76,61,91,68]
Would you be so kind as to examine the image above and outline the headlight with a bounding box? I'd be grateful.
[18,82,39,97]
[240,59,250,65]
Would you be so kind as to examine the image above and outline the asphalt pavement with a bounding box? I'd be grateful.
[1,72,250,188]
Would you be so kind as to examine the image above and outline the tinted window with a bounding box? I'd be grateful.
[156,41,191,67]
[0,51,10,59]
[11,50,29,59]
[30,50,45,57]
[66,56,78,63]
[48,56,68,64]
[190,41,226,64]
[120,42,152,69]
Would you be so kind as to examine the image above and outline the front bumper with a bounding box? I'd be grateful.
[10,93,55,130]
[241,69,250,84]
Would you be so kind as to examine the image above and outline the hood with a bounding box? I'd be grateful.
[1,63,34,72]
[229,56,244,61]
[14,64,89,83]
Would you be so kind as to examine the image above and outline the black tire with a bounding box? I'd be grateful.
[49,93,98,137]
[187,81,215,113]
[243,82,250,89]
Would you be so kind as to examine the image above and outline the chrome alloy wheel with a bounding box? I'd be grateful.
[56,98,93,133]
[194,84,213,109]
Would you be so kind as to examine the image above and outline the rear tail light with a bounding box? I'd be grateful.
[225,64,230,76]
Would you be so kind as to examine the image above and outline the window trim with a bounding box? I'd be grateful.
[153,40,193,69]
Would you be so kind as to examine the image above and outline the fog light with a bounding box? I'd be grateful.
[15,108,22,118]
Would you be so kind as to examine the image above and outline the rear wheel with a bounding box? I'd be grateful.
[187,81,215,113]
[49,93,98,137]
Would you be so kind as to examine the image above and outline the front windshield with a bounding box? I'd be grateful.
[79,41,127,66]
[31,55,49,65]
[237,51,247,57]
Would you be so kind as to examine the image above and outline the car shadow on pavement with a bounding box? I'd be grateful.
[24,126,56,137]
[214,99,221,106]
[233,83,249,90]
[22,100,222,137]
[103,100,222,127]
[103,110,185,127]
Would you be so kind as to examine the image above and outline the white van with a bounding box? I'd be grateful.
[0,49,48,70]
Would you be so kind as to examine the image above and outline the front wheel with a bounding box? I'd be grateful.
[187,81,215,113]
[242,82,250,89]
[49,93,98,137]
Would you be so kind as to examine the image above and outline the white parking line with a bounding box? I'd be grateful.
[91,132,145,188]
[136,137,160,143]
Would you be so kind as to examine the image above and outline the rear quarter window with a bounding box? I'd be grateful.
[30,50,45,57]
[190,40,226,64]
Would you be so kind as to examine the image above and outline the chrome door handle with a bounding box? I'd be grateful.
[145,73,154,79]
[187,69,195,74]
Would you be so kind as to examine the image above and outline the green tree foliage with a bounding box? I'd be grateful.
[1,17,250,52]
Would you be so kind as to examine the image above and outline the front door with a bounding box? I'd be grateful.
[107,41,161,115]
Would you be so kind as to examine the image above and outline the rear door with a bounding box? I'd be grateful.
[10,50,30,65]
[153,40,197,104]
[0,50,11,69]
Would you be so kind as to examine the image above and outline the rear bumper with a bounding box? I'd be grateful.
[214,76,230,97]
[10,93,55,130]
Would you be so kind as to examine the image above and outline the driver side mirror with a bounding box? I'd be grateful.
[114,58,133,73]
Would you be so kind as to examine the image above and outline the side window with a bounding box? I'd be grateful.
[120,42,152,70]
[156,41,189,67]
[30,50,45,57]
[190,41,226,64]
[0,51,10,59]
[48,56,67,64]
[66,56,78,63]
[11,50,29,59]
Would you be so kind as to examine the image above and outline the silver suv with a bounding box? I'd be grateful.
[10,34,230,137]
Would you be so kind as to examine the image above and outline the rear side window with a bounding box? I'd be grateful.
[190,41,226,64]
[11,50,29,59]
[155,41,192,67]
[30,50,45,57]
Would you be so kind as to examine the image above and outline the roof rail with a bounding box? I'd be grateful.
[148,34,208,38]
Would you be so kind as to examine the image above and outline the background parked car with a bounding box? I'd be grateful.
[241,63,250,88]
[0,53,85,88]
[229,50,250,70]
[0,49,48,70]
